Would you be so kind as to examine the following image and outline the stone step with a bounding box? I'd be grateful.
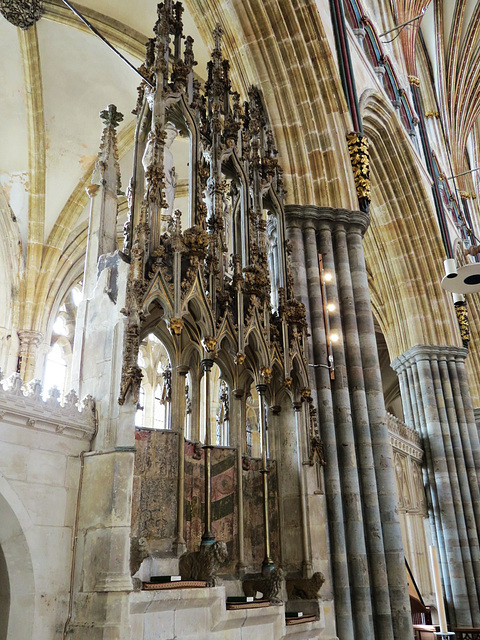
[130,585,327,640]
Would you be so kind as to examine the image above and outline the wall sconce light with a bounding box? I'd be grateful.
[311,254,338,380]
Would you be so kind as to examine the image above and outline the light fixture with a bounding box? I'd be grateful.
[441,258,480,294]
[316,254,338,380]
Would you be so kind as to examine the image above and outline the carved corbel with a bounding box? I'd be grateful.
[169,317,184,335]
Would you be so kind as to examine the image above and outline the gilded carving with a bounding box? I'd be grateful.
[234,352,246,366]
[301,387,312,401]
[169,317,184,335]
[454,300,470,347]
[183,225,209,257]
[202,336,217,353]
[346,132,371,206]
[260,367,272,384]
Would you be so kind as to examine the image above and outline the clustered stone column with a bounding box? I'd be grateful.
[17,329,43,381]
[392,345,480,628]
[286,205,412,640]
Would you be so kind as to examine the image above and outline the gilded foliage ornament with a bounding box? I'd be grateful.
[454,300,470,347]
[346,132,371,209]
[169,318,184,335]
[260,367,272,384]
[202,336,217,353]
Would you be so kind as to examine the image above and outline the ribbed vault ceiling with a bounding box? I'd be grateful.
[0,0,208,253]
[395,0,480,174]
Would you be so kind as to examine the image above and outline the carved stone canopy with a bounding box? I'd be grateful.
[0,0,43,29]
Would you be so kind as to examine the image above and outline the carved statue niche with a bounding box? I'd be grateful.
[162,122,178,227]
[179,541,228,586]
[286,571,325,600]
[242,567,284,604]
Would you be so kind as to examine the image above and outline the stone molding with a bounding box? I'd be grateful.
[0,372,96,440]
[391,343,469,373]
[285,205,369,234]
[387,412,422,458]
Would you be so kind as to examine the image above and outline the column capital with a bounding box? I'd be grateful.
[18,329,43,349]
[201,358,214,372]
[391,344,469,373]
[176,364,189,376]
[285,205,369,235]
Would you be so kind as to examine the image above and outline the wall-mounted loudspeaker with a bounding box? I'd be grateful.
[441,258,480,294]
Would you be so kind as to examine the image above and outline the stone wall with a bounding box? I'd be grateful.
[0,373,95,640]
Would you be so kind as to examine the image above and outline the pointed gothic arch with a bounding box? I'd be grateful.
[0,474,35,640]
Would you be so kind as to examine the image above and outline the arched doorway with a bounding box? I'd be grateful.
[0,544,8,640]
[0,479,35,640]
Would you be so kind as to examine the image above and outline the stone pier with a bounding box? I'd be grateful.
[392,345,480,628]
[286,205,412,640]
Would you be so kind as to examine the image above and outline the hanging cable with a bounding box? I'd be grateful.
[59,0,154,89]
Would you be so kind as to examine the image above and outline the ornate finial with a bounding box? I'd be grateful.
[0,0,43,29]
[100,104,124,129]
[92,105,123,192]
[213,23,224,53]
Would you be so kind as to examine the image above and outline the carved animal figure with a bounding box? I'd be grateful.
[179,540,228,586]
[286,571,325,600]
[242,567,284,604]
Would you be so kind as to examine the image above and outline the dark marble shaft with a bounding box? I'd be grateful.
[392,345,480,627]
[287,205,411,640]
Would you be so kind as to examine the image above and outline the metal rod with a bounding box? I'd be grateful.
[60,0,154,88]
[201,359,215,545]
[318,254,335,380]
[257,383,274,569]
[447,167,480,180]
[379,12,425,38]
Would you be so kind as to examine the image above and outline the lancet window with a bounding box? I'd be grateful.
[43,281,82,400]
[136,333,172,429]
